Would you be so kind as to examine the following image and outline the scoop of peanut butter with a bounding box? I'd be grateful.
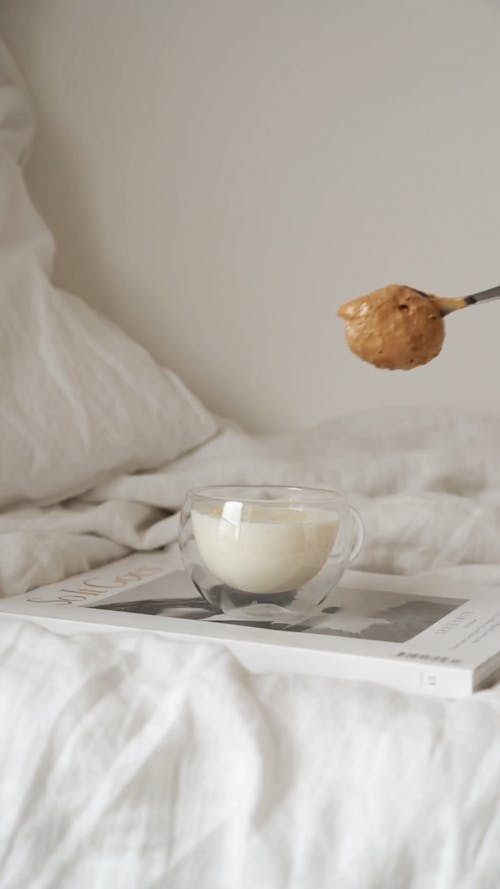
[337,285,445,370]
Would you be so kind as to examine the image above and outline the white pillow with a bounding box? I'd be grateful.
[0,42,217,509]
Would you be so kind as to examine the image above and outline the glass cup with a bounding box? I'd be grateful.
[179,485,363,625]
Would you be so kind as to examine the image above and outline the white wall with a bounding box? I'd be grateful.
[1,0,499,432]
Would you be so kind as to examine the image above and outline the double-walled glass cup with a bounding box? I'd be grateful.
[179,485,363,624]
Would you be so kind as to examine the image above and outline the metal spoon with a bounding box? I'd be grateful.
[416,284,500,316]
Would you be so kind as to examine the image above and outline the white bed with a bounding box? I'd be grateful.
[2,408,500,888]
[1,11,500,889]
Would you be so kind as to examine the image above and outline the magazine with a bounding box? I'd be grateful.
[1,552,499,697]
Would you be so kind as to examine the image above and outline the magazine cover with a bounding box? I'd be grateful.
[1,552,499,697]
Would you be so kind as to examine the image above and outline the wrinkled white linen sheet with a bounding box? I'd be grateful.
[0,618,499,889]
[3,406,500,596]
[1,407,500,888]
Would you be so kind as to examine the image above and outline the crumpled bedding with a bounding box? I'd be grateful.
[2,408,500,887]
[3,406,500,596]
[0,617,499,889]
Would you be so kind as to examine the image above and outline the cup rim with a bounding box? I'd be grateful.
[186,484,350,506]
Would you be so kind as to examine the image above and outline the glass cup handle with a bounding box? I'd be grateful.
[348,505,364,563]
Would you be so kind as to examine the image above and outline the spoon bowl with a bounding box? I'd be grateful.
[337,283,500,371]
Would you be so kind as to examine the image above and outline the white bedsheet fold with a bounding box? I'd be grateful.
[2,406,500,596]
[1,619,499,889]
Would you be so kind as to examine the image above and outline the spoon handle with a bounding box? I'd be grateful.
[465,285,500,305]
